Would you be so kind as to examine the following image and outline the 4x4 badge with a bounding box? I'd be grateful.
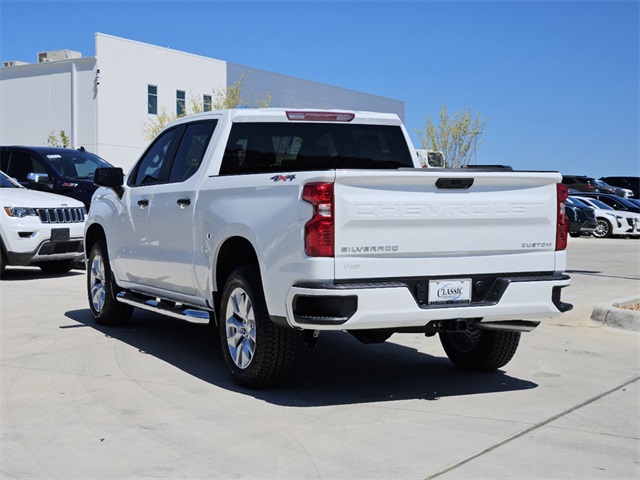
[270,174,296,182]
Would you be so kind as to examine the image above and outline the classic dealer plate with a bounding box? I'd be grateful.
[428,279,471,305]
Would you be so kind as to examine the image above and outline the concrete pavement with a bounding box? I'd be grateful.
[1,236,638,479]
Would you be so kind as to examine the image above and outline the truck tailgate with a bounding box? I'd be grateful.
[333,169,562,280]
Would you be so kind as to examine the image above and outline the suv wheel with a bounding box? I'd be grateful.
[0,248,6,278]
[87,239,133,325]
[219,266,297,388]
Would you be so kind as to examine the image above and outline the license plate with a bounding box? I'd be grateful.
[51,228,70,242]
[428,279,472,305]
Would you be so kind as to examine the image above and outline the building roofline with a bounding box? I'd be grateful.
[95,32,226,66]
[1,56,96,72]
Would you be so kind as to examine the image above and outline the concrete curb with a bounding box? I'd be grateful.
[591,296,640,331]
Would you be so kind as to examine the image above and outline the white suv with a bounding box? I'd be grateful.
[0,171,86,276]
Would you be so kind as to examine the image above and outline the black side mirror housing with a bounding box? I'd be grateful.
[94,168,124,188]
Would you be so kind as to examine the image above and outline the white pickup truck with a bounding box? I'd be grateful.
[85,109,572,388]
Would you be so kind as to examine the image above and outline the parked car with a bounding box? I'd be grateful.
[571,196,640,238]
[600,176,640,199]
[0,146,113,209]
[591,179,631,198]
[561,175,600,193]
[577,192,640,214]
[564,197,597,237]
[0,170,86,277]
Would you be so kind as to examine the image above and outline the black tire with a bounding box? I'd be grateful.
[439,327,521,371]
[0,248,6,278]
[38,259,75,274]
[219,266,297,388]
[87,239,133,326]
[569,232,581,238]
[593,218,612,238]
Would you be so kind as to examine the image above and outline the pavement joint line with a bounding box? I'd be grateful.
[423,375,640,480]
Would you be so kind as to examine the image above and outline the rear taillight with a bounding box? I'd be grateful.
[302,182,334,257]
[556,183,569,251]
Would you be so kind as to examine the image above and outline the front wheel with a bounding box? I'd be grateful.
[87,239,133,325]
[593,218,612,238]
[219,266,297,388]
[439,327,521,371]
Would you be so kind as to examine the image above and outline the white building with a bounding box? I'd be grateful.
[0,33,404,171]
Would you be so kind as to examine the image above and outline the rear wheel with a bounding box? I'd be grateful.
[219,266,297,388]
[439,327,521,371]
[87,239,133,325]
[0,248,6,277]
[593,218,612,238]
[38,259,75,274]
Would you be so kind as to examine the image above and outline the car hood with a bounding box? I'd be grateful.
[0,187,85,209]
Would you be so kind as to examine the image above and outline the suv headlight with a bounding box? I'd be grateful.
[4,206,37,218]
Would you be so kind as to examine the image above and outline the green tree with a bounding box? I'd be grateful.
[418,105,487,168]
[45,130,70,148]
[142,74,271,140]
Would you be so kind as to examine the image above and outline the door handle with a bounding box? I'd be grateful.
[137,199,149,207]
[177,198,191,207]
[436,178,474,189]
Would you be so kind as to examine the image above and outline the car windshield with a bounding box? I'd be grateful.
[578,198,614,210]
[567,197,591,208]
[0,170,22,188]
[593,180,611,187]
[45,150,111,179]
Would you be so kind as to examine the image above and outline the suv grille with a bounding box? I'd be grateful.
[37,207,86,224]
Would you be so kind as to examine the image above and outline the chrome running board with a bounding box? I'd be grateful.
[116,292,211,324]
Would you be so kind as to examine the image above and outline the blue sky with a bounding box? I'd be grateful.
[1,0,638,178]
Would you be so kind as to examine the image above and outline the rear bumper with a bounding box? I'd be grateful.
[284,272,571,330]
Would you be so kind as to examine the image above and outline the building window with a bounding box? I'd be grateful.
[148,85,158,115]
[176,90,186,116]
[203,94,212,112]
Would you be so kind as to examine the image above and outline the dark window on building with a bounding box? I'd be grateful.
[176,90,186,116]
[203,94,212,112]
[148,85,158,115]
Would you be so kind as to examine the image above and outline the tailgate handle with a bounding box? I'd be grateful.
[436,178,474,189]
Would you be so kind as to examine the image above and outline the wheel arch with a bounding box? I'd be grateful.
[213,236,260,311]
[85,223,107,251]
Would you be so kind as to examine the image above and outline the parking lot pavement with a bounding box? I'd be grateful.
[1,237,638,479]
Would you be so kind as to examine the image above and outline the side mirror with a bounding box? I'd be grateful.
[27,172,50,184]
[94,168,124,188]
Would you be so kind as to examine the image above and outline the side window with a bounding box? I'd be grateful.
[129,128,177,187]
[168,121,217,183]
[7,152,47,181]
[1,149,10,171]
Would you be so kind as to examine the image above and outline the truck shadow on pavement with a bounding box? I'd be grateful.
[65,308,538,407]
